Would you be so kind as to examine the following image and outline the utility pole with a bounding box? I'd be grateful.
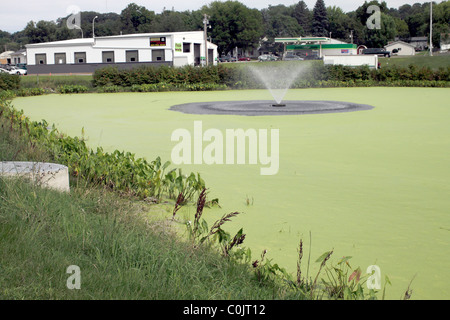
[429,1,433,56]
[203,14,209,66]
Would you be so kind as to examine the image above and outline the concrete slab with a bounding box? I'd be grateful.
[0,161,70,192]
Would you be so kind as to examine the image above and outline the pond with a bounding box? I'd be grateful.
[14,87,450,299]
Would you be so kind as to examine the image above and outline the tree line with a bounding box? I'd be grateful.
[0,0,449,56]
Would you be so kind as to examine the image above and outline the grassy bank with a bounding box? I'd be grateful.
[379,53,450,70]
[20,74,94,90]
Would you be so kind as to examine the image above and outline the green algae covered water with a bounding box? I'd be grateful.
[14,87,450,299]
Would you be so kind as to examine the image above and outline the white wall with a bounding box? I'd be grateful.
[385,43,415,56]
[172,32,218,65]
[323,55,378,69]
[27,44,94,65]
[322,48,357,55]
[26,32,217,66]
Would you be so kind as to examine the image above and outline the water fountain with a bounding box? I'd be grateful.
[247,62,306,107]
[170,62,374,116]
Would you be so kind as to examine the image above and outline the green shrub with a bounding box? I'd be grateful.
[0,90,16,100]
[0,73,20,91]
[15,88,47,97]
[97,85,122,93]
[0,97,205,202]
[57,63,450,92]
[57,84,89,94]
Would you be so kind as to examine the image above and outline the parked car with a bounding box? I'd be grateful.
[303,54,321,60]
[219,55,237,62]
[258,54,278,62]
[8,66,27,75]
[362,48,391,57]
[238,56,251,61]
[0,68,9,74]
[16,63,27,70]
[283,54,303,61]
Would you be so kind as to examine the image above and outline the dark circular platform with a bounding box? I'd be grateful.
[169,100,374,116]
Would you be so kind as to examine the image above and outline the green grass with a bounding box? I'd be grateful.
[379,53,450,70]
[20,75,93,90]
[12,87,450,300]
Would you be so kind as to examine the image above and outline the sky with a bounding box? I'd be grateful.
[0,0,433,34]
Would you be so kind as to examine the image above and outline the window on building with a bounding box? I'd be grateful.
[126,50,139,63]
[102,51,115,63]
[35,53,47,65]
[74,52,87,64]
[183,43,191,53]
[55,53,66,64]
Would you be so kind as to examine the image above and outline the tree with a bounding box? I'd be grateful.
[262,5,303,40]
[327,6,353,40]
[120,3,155,34]
[204,1,263,56]
[293,1,312,35]
[24,21,58,43]
[393,17,409,40]
[364,12,397,47]
[312,0,329,36]
[149,10,194,33]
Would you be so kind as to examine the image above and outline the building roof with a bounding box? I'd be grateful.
[385,40,415,49]
[10,49,26,56]
[0,51,15,58]
[26,31,206,48]
[275,37,330,43]
[410,37,428,41]
[26,38,95,48]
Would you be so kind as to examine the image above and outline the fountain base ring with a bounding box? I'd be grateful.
[170,100,374,116]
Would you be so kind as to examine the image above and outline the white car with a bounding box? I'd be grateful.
[258,54,279,62]
[0,68,10,74]
[8,67,27,75]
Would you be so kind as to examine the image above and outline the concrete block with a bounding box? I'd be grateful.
[0,161,70,192]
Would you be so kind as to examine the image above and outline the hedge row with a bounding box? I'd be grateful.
[92,64,226,87]
[92,63,450,90]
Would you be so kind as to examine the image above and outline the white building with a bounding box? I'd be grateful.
[440,33,450,52]
[385,41,416,56]
[0,51,14,65]
[323,55,378,69]
[26,31,218,74]
[10,49,27,65]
